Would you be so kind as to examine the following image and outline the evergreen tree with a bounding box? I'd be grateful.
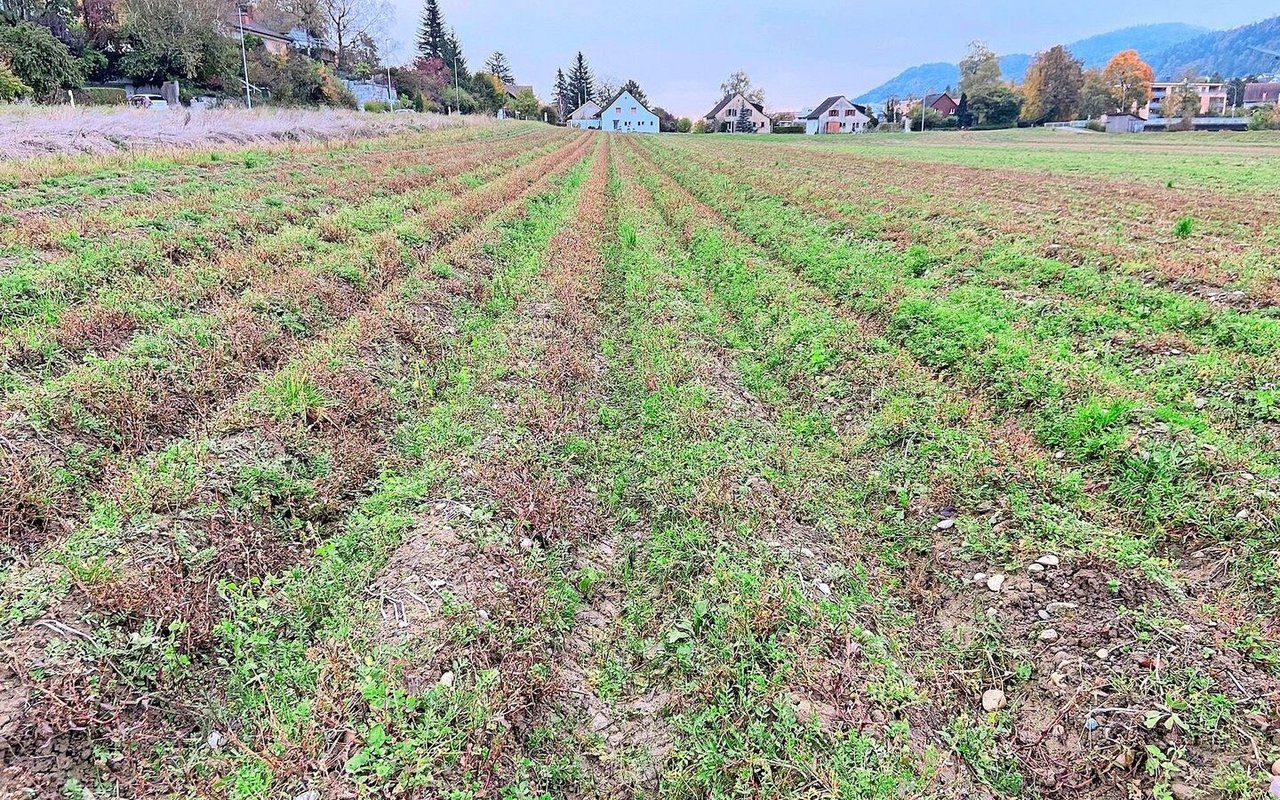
[554,67,570,118]
[484,51,513,83]
[620,78,646,106]
[735,102,755,133]
[441,27,466,77]
[416,0,445,60]
[956,92,972,127]
[567,51,593,110]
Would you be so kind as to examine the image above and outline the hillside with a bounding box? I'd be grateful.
[855,22,1210,105]
[1150,15,1280,78]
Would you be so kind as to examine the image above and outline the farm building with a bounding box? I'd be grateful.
[567,100,602,129]
[1103,113,1146,133]
[594,90,660,133]
[804,96,870,134]
[704,92,772,133]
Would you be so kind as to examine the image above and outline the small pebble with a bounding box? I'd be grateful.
[1272,760,1280,777]
[1096,648,1110,660]
[1028,563,1045,574]
[1038,629,1059,642]
[801,547,815,558]
[520,537,533,551]
[1046,602,1078,612]
[935,518,956,530]
[439,671,455,688]
[296,792,320,800]
[816,581,831,596]
[1038,610,1050,621]
[207,731,227,751]
[1084,717,1099,731]
[987,574,1006,592]
[986,607,998,618]
[981,688,1007,712]
[1036,555,1060,567]
[974,572,987,583]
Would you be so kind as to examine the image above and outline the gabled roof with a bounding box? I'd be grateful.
[505,83,533,98]
[804,96,847,119]
[1244,82,1280,103]
[592,89,656,117]
[704,92,767,119]
[924,92,956,108]
[568,99,600,119]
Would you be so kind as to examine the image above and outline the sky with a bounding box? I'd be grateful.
[382,0,1276,117]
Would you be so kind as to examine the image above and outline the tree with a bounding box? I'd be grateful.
[320,0,390,71]
[1078,69,1115,118]
[651,105,676,132]
[1102,50,1154,113]
[484,51,513,83]
[620,78,646,106]
[692,118,709,133]
[416,0,444,59]
[553,67,570,119]
[967,84,1022,127]
[441,27,466,77]
[955,92,972,127]
[1021,45,1084,123]
[676,116,692,133]
[115,0,231,83]
[469,70,504,112]
[720,69,764,106]
[959,41,1002,96]
[567,51,592,110]
[593,74,617,104]
[512,87,539,118]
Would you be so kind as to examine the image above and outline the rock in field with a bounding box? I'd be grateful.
[981,689,1007,712]
[987,574,1005,592]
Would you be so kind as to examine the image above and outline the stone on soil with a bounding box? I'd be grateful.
[987,574,1005,592]
[981,689,1007,711]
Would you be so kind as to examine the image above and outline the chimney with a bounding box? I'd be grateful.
[239,4,253,24]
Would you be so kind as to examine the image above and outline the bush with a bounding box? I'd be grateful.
[363,100,389,113]
[0,62,31,101]
[773,123,805,134]
[1085,119,1105,132]
[79,86,128,105]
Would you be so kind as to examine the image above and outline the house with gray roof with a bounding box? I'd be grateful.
[704,92,772,133]
[803,96,870,134]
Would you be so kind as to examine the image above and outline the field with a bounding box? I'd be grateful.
[0,106,476,160]
[1,124,1278,799]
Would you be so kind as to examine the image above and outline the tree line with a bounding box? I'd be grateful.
[0,0,550,117]
[886,40,1274,131]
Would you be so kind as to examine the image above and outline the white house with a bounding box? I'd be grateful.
[567,100,601,129]
[704,92,772,133]
[804,96,870,134]
[595,89,660,133]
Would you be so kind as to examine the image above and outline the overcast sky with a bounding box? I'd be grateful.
[383,1,1275,116]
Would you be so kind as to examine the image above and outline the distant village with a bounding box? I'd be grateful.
[2,1,1279,134]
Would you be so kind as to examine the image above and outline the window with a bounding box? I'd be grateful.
[727,108,737,117]
[828,110,838,117]
[616,107,622,113]
[845,109,855,116]
[631,107,637,113]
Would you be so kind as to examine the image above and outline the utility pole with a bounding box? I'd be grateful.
[238,3,252,109]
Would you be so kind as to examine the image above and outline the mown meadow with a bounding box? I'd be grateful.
[1,125,1277,800]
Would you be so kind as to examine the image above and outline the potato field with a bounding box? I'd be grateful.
[2,125,1278,800]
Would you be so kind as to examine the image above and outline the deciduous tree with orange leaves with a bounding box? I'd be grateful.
[1103,49,1155,113]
